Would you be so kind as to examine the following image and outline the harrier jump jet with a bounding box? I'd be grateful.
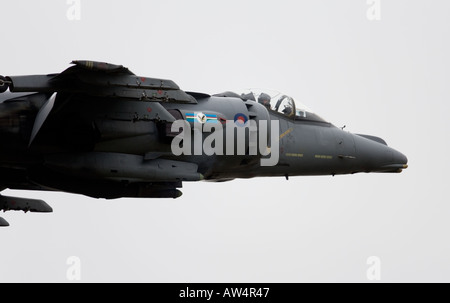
[0,61,407,226]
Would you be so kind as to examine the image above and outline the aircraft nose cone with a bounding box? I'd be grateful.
[395,150,408,167]
[353,134,408,173]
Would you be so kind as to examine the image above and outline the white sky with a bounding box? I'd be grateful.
[0,0,449,282]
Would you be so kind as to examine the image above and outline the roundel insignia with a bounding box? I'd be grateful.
[234,113,248,126]
[197,112,207,124]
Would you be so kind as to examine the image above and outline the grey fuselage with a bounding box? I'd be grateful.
[0,61,408,227]
[0,60,408,202]
[0,90,407,200]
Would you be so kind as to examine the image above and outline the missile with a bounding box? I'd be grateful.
[0,195,53,213]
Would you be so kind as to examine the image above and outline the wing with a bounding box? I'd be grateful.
[4,60,194,145]
[6,60,197,103]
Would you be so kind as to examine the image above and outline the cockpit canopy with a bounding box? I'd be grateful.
[241,89,327,123]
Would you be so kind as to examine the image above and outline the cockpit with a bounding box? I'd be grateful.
[241,89,327,123]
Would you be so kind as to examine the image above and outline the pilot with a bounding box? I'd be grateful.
[258,93,271,110]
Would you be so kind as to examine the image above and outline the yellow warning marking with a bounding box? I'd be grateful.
[315,155,333,160]
[279,128,293,139]
[286,153,304,158]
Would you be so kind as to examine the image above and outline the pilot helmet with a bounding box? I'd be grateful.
[258,93,271,107]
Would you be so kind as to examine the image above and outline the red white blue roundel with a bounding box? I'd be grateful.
[234,113,248,126]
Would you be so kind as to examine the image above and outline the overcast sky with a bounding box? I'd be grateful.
[0,0,449,282]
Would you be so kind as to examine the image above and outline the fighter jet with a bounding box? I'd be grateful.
[0,61,407,226]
